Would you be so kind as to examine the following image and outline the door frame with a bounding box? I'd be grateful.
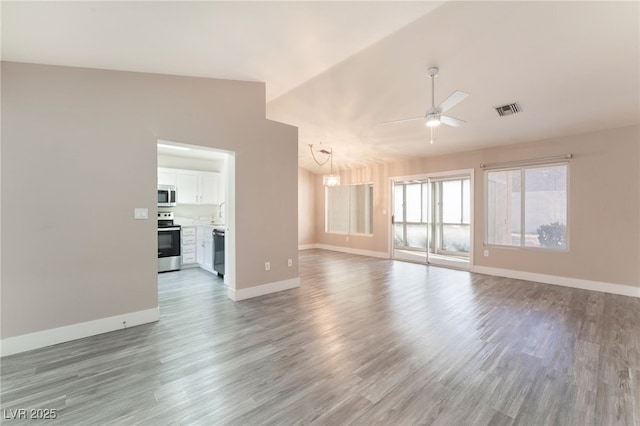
[389,168,475,270]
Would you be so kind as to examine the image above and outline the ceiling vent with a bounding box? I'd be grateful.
[494,102,522,117]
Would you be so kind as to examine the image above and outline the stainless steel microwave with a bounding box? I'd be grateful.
[157,185,177,207]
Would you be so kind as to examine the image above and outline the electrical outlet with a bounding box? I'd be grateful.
[265,262,270,271]
[346,236,350,242]
[288,258,293,267]
[484,250,489,257]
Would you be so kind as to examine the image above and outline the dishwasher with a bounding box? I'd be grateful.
[212,228,225,277]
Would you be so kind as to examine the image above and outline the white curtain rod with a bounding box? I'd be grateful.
[480,154,573,170]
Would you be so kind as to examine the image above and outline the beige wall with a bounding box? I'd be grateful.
[298,167,316,246]
[1,62,298,339]
[313,125,640,288]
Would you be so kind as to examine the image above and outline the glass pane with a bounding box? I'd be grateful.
[524,165,567,248]
[406,223,428,249]
[394,223,404,246]
[350,184,373,234]
[442,180,462,223]
[158,233,174,249]
[326,186,350,233]
[442,224,470,253]
[486,170,521,246]
[394,184,404,220]
[405,184,422,222]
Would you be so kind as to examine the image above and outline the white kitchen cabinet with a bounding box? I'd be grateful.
[199,172,220,205]
[181,226,197,267]
[196,225,215,274]
[157,168,177,186]
[177,170,199,204]
[176,170,220,205]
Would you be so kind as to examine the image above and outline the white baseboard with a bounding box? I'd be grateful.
[305,243,389,259]
[298,244,316,250]
[300,245,639,298]
[228,277,300,301]
[0,307,160,357]
[472,265,640,298]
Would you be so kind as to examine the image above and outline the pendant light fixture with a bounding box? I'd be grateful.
[308,144,340,186]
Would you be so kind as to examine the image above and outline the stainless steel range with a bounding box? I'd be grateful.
[158,211,181,273]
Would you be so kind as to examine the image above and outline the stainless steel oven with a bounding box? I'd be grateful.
[158,212,181,273]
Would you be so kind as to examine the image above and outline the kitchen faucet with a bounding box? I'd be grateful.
[219,201,225,218]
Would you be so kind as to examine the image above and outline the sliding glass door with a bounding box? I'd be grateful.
[435,177,471,257]
[393,174,471,269]
[394,181,432,263]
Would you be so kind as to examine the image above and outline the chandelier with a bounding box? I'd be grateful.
[308,144,340,186]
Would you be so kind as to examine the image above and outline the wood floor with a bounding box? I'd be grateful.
[1,249,639,425]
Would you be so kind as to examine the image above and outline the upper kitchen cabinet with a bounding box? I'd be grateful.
[177,170,221,205]
[198,172,220,205]
[158,168,177,186]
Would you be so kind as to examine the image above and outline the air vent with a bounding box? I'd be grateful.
[494,102,522,117]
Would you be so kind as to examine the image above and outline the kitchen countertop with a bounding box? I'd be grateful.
[174,217,225,227]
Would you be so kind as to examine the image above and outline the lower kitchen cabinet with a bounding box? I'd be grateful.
[181,226,197,267]
[196,225,215,274]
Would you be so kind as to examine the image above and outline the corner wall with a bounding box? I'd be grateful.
[1,62,298,351]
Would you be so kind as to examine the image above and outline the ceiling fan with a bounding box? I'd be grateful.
[383,67,468,143]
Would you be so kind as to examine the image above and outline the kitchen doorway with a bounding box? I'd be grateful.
[156,140,236,293]
[392,169,473,270]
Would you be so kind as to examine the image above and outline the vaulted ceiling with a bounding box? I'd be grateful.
[3,1,638,173]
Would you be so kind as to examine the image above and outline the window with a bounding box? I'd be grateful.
[485,164,567,249]
[326,183,373,235]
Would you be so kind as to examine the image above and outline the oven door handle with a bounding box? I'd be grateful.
[158,227,181,231]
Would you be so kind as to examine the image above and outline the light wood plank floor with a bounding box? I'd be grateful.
[1,249,639,425]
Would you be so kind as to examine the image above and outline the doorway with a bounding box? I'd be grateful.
[392,170,473,270]
[156,140,236,292]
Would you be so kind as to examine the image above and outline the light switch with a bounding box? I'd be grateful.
[134,208,148,220]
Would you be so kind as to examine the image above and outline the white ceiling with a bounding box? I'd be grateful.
[3,2,639,173]
[1,1,438,101]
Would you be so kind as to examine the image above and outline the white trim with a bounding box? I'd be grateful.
[298,244,316,250]
[0,307,160,357]
[313,244,389,259]
[472,265,640,298]
[227,277,300,301]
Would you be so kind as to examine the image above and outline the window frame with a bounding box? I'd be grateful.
[483,161,569,251]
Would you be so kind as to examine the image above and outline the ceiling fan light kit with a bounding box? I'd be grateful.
[382,66,468,143]
[426,113,440,127]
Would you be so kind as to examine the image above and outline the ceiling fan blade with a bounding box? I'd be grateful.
[440,115,466,127]
[438,90,469,113]
[380,116,425,125]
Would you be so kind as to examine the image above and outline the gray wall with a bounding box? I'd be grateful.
[1,62,298,339]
